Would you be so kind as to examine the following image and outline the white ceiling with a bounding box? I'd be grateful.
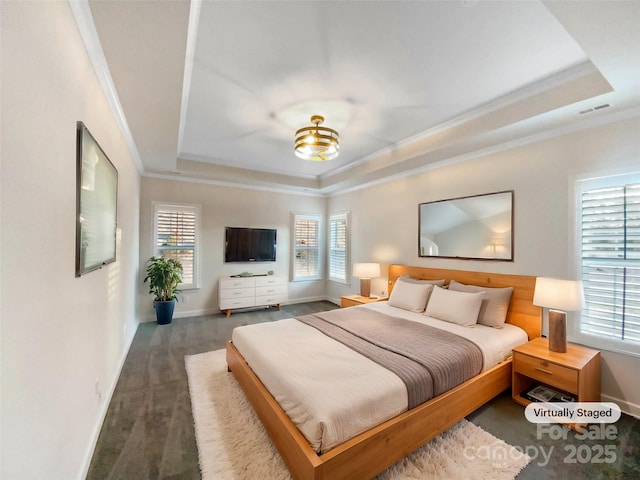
[84,0,640,195]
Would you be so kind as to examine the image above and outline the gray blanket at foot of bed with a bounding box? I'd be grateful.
[297,308,483,409]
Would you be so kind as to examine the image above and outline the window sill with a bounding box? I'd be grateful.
[569,332,640,359]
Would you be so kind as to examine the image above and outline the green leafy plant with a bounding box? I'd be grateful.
[144,256,183,301]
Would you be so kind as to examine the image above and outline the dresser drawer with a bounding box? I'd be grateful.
[255,293,287,306]
[219,287,255,300]
[255,285,287,297]
[220,297,256,310]
[255,275,286,287]
[219,277,255,289]
[514,352,578,392]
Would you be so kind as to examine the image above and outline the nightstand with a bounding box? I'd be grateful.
[512,337,601,408]
[340,295,388,308]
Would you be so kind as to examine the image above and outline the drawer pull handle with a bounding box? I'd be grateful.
[535,367,553,375]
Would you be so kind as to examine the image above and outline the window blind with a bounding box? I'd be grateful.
[329,213,349,282]
[580,183,640,344]
[155,206,197,286]
[293,215,321,280]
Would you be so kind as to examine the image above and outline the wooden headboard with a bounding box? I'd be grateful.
[388,265,541,340]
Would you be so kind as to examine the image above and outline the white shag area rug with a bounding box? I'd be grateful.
[186,349,530,480]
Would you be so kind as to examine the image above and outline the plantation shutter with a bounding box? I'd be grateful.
[329,213,349,282]
[580,183,640,343]
[293,214,321,280]
[155,205,198,287]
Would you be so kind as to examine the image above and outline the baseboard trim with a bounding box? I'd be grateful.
[140,297,340,323]
[140,307,219,323]
[601,393,640,419]
[325,296,342,306]
[80,323,137,479]
[285,295,338,306]
[174,307,219,319]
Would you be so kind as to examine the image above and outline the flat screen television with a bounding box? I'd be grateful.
[225,227,277,263]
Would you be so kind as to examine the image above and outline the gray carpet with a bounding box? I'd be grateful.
[87,301,640,479]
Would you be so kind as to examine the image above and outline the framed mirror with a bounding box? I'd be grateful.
[419,190,513,261]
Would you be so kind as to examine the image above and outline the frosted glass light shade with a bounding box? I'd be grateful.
[533,277,585,311]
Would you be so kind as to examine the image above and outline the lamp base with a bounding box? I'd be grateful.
[360,278,371,298]
[548,309,567,353]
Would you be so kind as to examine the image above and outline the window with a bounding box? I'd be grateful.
[578,177,640,353]
[292,213,321,281]
[329,213,350,283]
[153,203,200,289]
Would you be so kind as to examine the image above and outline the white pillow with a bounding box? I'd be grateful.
[448,280,513,328]
[388,281,434,313]
[424,286,484,326]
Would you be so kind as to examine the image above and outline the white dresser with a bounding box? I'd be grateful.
[219,275,288,317]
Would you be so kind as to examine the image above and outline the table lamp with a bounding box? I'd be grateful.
[352,263,381,298]
[533,277,585,353]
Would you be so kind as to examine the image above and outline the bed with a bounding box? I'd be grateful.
[226,265,540,480]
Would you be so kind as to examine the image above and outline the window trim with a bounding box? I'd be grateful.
[328,212,350,284]
[291,212,323,282]
[571,172,640,357]
[152,202,201,291]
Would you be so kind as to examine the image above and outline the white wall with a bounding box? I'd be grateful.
[328,115,640,415]
[1,2,141,479]
[139,178,327,321]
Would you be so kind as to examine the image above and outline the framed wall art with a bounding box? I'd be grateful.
[75,121,118,276]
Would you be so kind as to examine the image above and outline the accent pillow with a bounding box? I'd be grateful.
[398,275,446,287]
[448,280,514,328]
[424,286,484,326]
[388,281,434,313]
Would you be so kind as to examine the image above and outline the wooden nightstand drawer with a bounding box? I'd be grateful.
[340,295,388,308]
[514,352,578,392]
[341,297,361,308]
[512,338,601,431]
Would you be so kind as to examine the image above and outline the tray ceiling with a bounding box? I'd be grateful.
[84,0,640,194]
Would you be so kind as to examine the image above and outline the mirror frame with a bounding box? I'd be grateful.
[418,190,514,262]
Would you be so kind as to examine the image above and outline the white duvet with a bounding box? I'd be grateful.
[231,302,528,452]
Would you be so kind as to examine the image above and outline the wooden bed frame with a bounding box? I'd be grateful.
[226,265,540,480]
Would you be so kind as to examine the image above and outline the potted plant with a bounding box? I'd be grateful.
[144,256,183,325]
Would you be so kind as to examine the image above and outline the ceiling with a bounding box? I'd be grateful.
[82,0,640,195]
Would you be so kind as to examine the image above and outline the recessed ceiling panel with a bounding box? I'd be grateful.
[180,0,587,177]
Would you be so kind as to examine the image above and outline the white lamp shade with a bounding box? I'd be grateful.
[353,263,381,279]
[533,277,585,311]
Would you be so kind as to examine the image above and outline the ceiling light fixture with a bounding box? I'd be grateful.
[294,115,339,161]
